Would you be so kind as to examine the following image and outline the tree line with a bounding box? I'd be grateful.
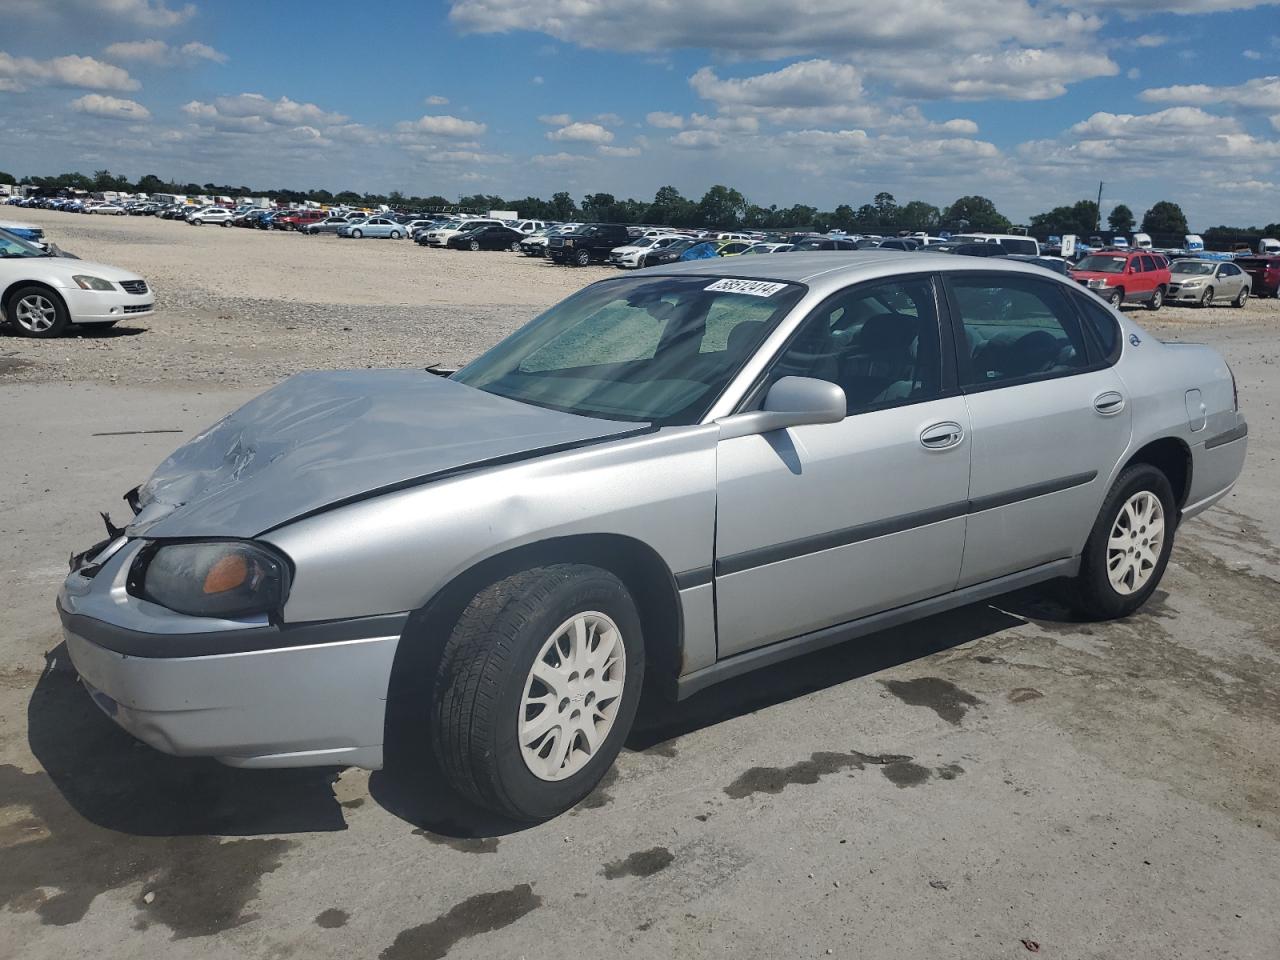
[5,169,1276,240]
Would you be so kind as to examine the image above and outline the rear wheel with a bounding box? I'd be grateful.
[1233,286,1249,308]
[8,286,69,338]
[390,230,402,239]
[1146,286,1164,311]
[431,564,644,821]
[1199,286,1214,308]
[1070,463,1176,620]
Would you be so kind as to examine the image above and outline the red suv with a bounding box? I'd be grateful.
[1069,250,1171,310]
[1235,256,1280,298]
[273,209,326,232]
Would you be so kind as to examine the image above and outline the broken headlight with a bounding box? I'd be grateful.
[129,541,290,619]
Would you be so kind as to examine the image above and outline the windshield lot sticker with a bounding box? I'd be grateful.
[704,279,788,297]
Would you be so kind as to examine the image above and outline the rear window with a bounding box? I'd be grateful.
[998,238,1038,255]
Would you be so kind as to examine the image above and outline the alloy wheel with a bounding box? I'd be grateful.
[1106,491,1165,595]
[518,611,626,782]
[15,294,57,333]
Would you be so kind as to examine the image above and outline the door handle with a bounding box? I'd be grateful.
[920,421,964,450]
[1093,391,1126,416]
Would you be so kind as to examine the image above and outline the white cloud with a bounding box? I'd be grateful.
[1141,75,1280,110]
[70,92,151,120]
[537,112,572,125]
[546,121,614,143]
[104,38,227,65]
[531,75,544,84]
[450,0,1102,60]
[690,60,864,110]
[646,110,684,128]
[1127,67,1141,80]
[532,151,592,166]
[669,129,724,149]
[67,0,196,28]
[425,94,449,105]
[395,113,487,137]
[598,144,641,157]
[1069,107,1242,139]
[875,48,1118,100]
[0,51,139,91]
[594,112,624,125]
[1135,34,1168,47]
[184,93,349,128]
[1244,49,1263,59]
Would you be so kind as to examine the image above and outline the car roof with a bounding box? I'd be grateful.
[634,250,1068,293]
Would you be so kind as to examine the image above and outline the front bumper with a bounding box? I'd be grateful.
[60,286,154,324]
[1166,284,1208,303]
[58,538,406,770]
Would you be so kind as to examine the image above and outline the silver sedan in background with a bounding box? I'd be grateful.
[1167,258,1251,307]
[337,216,406,239]
[58,253,1247,821]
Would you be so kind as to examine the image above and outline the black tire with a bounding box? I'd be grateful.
[1146,286,1164,311]
[510,240,521,252]
[1199,286,1213,308]
[220,221,230,228]
[1107,288,1123,307]
[574,248,591,267]
[6,285,70,338]
[351,229,362,238]
[1233,286,1249,308]
[1070,463,1176,620]
[391,230,402,239]
[431,564,645,821]
[469,239,480,251]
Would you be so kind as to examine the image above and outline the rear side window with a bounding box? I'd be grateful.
[947,276,1090,388]
[1140,255,1157,272]
[1072,293,1122,364]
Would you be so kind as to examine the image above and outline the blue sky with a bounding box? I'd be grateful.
[1,0,1278,226]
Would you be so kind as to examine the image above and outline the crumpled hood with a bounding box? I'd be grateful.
[129,369,643,539]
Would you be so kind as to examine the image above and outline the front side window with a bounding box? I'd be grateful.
[758,276,942,415]
[948,275,1090,388]
[453,276,805,424]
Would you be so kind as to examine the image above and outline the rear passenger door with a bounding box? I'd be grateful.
[943,273,1132,586]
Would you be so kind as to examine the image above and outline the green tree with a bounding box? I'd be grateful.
[136,173,167,194]
[1029,200,1099,237]
[942,195,1012,233]
[644,185,694,226]
[0,170,16,185]
[899,200,941,232]
[696,184,747,228]
[1107,203,1135,234]
[872,191,899,228]
[1141,200,1189,237]
[549,191,578,220]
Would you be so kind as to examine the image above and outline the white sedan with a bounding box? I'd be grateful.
[0,229,153,337]
[90,203,126,215]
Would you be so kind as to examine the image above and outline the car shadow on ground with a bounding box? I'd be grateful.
[72,324,147,338]
[25,589,1068,843]
[25,644,348,837]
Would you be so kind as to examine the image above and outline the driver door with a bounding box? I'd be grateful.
[713,275,972,657]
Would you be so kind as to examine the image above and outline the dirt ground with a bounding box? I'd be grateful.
[1,209,1278,960]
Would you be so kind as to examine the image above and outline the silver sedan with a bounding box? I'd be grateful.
[58,253,1247,820]
[337,217,405,239]
[1166,258,1251,307]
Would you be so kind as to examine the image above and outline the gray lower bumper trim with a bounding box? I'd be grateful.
[1204,422,1248,450]
[58,602,408,659]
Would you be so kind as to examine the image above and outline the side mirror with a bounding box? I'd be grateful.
[716,376,847,440]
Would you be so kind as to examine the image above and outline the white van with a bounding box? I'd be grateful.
[1257,238,1280,255]
[1132,233,1153,250]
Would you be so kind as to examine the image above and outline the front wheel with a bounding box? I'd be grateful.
[8,286,70,338]
[431,564,644,821]
[1070,463,1176,620]
[1199,286,1214,308]
[469,239,480,251]
[351,229,362,238]
[1106,288,1123,307]
[1146,286,1164,311]
[574,248,591,267]
[510,240,522,252]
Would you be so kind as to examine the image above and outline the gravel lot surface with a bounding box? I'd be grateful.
[1,210,1278,959]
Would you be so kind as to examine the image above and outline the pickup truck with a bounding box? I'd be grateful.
[548,223,632,266]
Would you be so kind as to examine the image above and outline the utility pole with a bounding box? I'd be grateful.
[1095,181,1104,232]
